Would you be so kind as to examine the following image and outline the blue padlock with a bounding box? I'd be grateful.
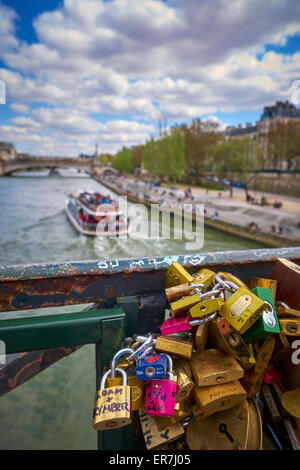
[136,354,168,380]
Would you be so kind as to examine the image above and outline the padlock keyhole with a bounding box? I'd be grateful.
[219,423,234,443]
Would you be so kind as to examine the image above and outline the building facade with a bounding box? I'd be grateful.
[0,142,17,161]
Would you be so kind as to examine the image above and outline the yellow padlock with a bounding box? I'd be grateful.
[192,268,216,287]
[218,272,247,289]
[93,367,131,431]
[189,297,224,318]
[219,287,265,334]
[165,262,194,288]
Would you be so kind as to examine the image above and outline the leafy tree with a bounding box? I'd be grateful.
[112,146,134,173]
[266,120,300,170]
[212,137,256,198]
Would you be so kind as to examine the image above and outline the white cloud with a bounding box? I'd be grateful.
[10,102,29,114]
[0,0,300,155]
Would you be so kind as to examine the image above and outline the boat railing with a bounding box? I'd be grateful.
[0,246,300,449]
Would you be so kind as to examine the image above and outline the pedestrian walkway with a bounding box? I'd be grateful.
[99,175,300,243]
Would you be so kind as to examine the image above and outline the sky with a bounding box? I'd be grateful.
[0,0,299,157]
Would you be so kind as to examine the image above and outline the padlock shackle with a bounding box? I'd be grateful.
[165,354,174,380]
[127,335,153,362]
[111,348,135,377]
[100,367,127,389]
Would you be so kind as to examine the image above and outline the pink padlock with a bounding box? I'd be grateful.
[264,366,283,384]
[145,355,177,417]
[160,314,211,336]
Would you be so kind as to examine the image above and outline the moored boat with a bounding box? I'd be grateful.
[65,189,128,236]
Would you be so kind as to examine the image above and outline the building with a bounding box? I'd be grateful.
[258,100,300,135]
[0,142,17,161]
[225,122,258,141]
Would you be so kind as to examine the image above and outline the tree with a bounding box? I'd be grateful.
[112,146,134,173]
[267,120,300,170]
[212,137,256,198]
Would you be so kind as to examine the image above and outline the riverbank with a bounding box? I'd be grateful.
[92,173,300,249]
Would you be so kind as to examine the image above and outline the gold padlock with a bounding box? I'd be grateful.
[240,369,265,398]
[173,359,195,402]
[281,388,300,419]
[192,268,216,287]
[219,287,265,334]
[279,318,300,336]
[154,335,193,359]
[239,343,256,371]
[170,293,202,317]
[217,272,247,289]
[93,367,131,431]
[187,400,259,450]
[190,348,244,387]
[254,336,276,374]
[193,323,208,352]
[165,283,192,302]
[192,380,247,418]
[106,365,144,411]
[276,302,300,319]
[249,276,277,302]
[139,409,185,450]
[189,297,224,318]
[165,262,194,288]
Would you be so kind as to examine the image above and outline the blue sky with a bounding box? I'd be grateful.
[0,0,299,156]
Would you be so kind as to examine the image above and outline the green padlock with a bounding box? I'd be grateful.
[242,287,280,343]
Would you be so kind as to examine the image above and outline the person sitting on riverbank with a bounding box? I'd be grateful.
[248,221,260,231]
[211,211,219,221]
[273,200,282,209]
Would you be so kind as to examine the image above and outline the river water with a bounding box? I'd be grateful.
[0,171,264,450]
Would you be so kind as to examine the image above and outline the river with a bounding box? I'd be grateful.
[0,171,264,450]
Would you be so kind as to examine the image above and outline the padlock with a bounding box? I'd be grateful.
[173,359,195,402]
[263,365,282,384]
[186,400,259,450]
[242,287,280,343]
[273,258,300,311]
[249,276,277,302]
[165,262,194,288]
[261,384,281,424]
[190,348,244,387]
[154,334,193,359]
[279,318,300,336]
[165,283,192,302]
[208,315,250,360]
[192,379,247,418]
[240,369,265,398]
[145,355,177,417]
[254,336,276,374]
[192,268,216,287]
[217,272,247,289]
[105,349,145,411]
[138,409,185,450]
[275,301,300,319]
[160,313,215,336]
[136,353,169,380]
[154,399,191,431]
[238,343,256,371]
[193,322,208,352]
[93,367,131,431]
[189,297,224,318]
[281,388,300,419]
[169,294,203,317]
[218,286,265,334]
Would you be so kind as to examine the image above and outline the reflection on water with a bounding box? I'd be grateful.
[0,172,265,449]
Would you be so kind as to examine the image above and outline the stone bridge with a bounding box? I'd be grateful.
[0,158,117,177]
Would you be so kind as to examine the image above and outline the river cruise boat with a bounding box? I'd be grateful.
[65,189,128,236]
